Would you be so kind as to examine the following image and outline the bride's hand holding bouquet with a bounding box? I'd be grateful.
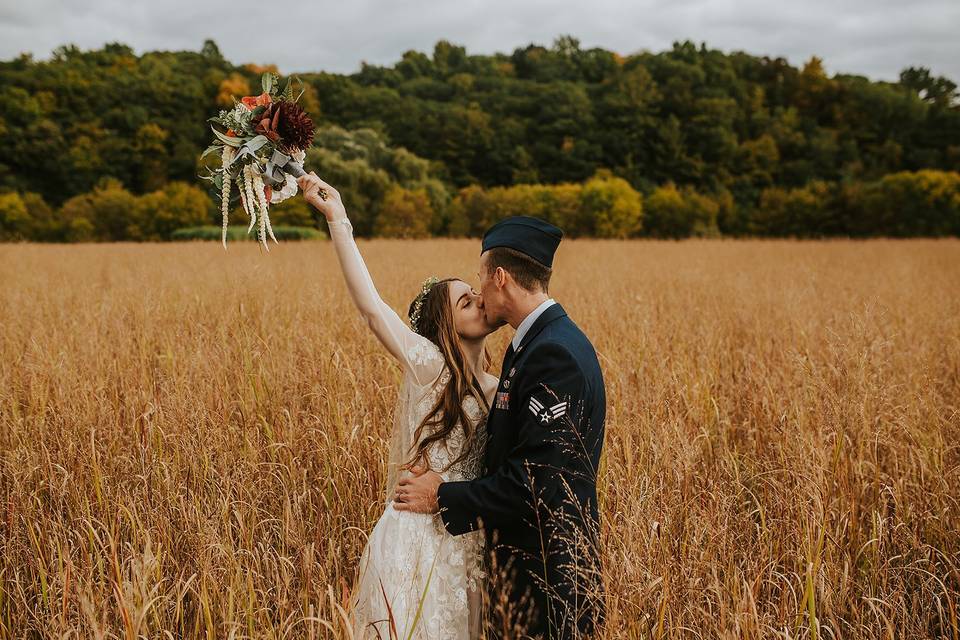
[297,173,344,223]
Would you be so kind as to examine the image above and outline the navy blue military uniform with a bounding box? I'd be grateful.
[437,217,606,639]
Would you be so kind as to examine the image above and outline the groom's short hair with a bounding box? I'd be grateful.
[484,247,552,293]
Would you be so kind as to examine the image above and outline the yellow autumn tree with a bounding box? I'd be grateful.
[216,73,251,108]
[579,171,643,238]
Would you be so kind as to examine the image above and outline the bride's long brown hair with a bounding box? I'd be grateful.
[406,278,491,472]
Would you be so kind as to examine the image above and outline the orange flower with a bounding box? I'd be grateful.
[240,92,272,110]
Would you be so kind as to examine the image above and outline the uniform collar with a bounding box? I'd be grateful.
[512,299,556,351]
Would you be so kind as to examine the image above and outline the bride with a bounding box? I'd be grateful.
[297,172,501,638]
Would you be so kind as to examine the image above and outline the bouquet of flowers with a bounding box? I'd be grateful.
[202,72,324,250]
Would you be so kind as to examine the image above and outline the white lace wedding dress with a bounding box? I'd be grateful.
[326,218,488,639]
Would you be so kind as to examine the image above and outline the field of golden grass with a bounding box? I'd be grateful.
[2,239,959,639]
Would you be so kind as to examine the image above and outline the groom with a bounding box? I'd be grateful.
[395,216,606,639]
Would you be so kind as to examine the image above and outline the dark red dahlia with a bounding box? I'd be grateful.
[253,101,316,151]
[276,101,315,151]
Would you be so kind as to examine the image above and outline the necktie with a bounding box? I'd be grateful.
[502,343,515,375]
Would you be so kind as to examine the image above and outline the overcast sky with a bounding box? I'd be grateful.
[1,0,957,82]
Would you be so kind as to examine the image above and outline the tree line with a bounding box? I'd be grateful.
[0,37,958,241]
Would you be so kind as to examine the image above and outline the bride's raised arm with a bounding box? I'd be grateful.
[298,173,443,386]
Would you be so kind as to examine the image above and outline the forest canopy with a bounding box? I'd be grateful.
[1,37,958,240]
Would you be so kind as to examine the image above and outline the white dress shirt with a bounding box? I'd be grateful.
[511,298,556,351]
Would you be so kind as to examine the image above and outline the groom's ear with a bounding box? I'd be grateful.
[493,266,509,289]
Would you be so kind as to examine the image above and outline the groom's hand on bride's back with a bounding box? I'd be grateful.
[394,466,442,514]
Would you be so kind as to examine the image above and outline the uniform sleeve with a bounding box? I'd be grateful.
[436,341,587,536]
[327,218,443,386]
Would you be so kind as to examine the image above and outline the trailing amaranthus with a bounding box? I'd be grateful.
[220,146,235,249]
[242,165,258,237]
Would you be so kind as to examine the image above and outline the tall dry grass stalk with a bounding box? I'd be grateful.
[1,239,958,638]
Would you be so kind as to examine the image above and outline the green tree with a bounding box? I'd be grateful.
[0,192,29,240]
[449,185,492,236]
[268,196,320,228]
[853,170,960,236]
[375,186,433,238]
[644,182,720,238]
[8,192,60,241]
[899,67,958,107]
[60,178,142,241]
[305,148,392,236]
[1,40,958,239]
[537,183,583,232]
[138,181,211,239]
[752,181,832,237]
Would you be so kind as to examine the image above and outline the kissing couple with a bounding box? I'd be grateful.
[298,172,606,640]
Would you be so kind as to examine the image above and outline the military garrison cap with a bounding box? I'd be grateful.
[481,216,563,268]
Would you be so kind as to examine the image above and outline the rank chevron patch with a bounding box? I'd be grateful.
[529,397,568,425]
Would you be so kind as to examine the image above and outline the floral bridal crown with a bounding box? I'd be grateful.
[409,276,441,331]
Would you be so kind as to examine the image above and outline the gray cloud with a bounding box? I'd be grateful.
[0,0,956,81]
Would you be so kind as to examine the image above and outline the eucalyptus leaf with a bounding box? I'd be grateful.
[211,127,243,147]
[200,144,222,160]
[262,72,273,94]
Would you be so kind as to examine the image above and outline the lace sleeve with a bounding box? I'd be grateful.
[326,218,444,385]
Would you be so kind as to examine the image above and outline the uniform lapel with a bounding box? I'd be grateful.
[487,304,568,440]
